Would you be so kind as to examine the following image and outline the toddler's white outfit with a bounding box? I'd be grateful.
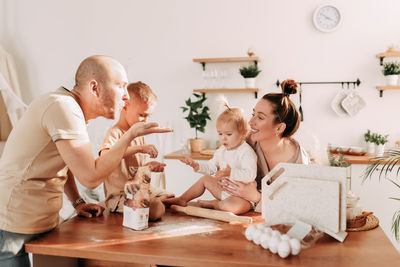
[197,142,257,199]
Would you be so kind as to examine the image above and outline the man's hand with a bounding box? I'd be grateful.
[179,156,199,171]
[215,164,231,180]
[145,161,166,172]
[141,144,158,158]
[75,203,104,218]
[128,122,173,139]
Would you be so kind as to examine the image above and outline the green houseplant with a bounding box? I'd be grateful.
[364,129,375,154]
[239,64,261,88]
[363,149,400,242]
[372,133,389,157]
[382,61,400,86]
[181,93,211,152]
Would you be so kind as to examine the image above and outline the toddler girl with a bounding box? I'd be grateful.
[163,104,257,214]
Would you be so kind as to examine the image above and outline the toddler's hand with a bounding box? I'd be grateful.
[145,161,166,172]
[215,164,231,180]
[179,156,199,171]
[141,144,158,158]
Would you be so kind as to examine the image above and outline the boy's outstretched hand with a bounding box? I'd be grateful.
[145,161,166,172]
[179,156,199,171]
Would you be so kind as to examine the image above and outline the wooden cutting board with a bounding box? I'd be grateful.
[261,163,347,237]
[263,176,340,233]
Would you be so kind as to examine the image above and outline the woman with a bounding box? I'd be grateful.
[221,79,309,212]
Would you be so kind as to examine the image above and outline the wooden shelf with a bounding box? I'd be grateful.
[193,56,259,64]
[193,88,259,98]
[376,51,400,65]
[193,56,259,71]
[164,150,213,161]
[376,86,400,97]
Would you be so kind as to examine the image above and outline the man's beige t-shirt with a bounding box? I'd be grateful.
[100,125,167,213]
[0,87,89,234]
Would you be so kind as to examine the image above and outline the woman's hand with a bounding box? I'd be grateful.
[128,122,173,139]
[179,156,199,171]
[219,179,261,203]
[75,203,104,218]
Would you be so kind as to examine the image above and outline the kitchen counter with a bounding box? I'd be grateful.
[164,149,214,161]
[26,209,399,267]
[165,150,378,164]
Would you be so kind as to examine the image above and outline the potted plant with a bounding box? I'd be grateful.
[239,64,261,88]
[364,129,375,154]
[364,149,400,242]
[382,61,400,86]
[373,133,389,157]
[181,93,211,153]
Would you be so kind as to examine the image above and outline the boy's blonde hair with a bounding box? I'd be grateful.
[216,107,248,136]
[127,81,158,105]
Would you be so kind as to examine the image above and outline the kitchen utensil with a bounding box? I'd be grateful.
[330,85,349,117]
[298,83,303,121]
[262,163,347,242]
[341,86,366,117]
[170,205,253,223]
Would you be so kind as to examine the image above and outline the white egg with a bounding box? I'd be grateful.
[278,240,291,259]
[268,236,280,254]
[253,229,264,245]
[280,234,290,241]
[263,227,273,235]
[260,233,271,249]
[245,225,256,241]
[271,230,281,238]
[289,238,301,255]
[256,223,266,230]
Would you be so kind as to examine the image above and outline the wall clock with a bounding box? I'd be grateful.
[313,5,341,33]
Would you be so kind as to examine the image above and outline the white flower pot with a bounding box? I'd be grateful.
[385,75,398,86]
[366,141,375,154]
[244,78,256,88]
[375,144,385,157]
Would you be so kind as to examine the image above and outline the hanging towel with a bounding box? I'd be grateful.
[0,73,27,127]
[0,46,26,140]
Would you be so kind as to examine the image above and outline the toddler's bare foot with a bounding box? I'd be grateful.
[198,199,218,209]
[162,197,188,207]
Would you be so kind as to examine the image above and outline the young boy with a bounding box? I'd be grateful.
[99,81,173,220]
[163,105,257,215]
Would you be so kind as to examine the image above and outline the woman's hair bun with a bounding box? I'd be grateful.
[281,79,298,95]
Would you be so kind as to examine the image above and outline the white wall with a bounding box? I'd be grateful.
[2,0,400,250]
[2,0,400,156]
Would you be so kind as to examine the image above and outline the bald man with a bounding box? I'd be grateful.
[0,55,171,266]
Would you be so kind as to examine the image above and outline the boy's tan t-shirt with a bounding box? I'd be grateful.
[0,87,89,234]
[100,125,167,213]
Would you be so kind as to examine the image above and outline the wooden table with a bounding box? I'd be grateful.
[26,210,399,267]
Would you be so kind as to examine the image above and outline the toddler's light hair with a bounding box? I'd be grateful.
[127,81,158,105]
[216,106,248,137]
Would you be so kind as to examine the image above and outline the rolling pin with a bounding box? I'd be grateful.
[170,205,252,223]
